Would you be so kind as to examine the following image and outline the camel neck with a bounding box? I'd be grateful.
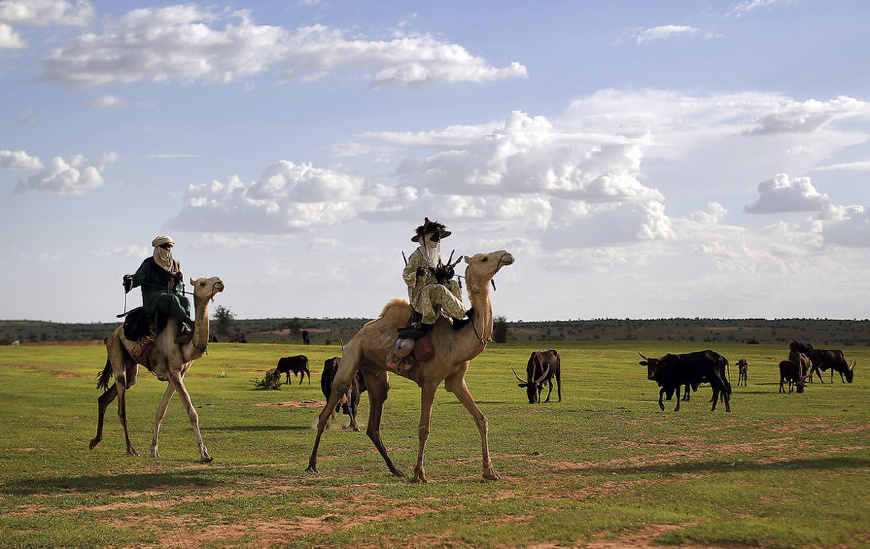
[466,277,493,343]
[190,295,210,355]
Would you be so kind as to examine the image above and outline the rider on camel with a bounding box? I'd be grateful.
[123,236,195,344]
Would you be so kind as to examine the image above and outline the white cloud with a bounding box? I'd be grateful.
[0,149,43,170]
[167,161,373,234]
[635,25,700,45]
[744,173,834,214]
[727,0,794,17]
[15,151,116,195]
[0,0,94,26]
[823,206,870,248]
[814,161,870,172]
[36,6,526,90]
[746,96,870,135]
[82,94,132,107]
[0,21,25,48]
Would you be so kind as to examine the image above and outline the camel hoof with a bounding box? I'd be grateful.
[411,476,428,484]
[89,438,100,450]
[127,448,139,457]
[483,472,500,481]
[200,455,214,463]
[305,465,318,474]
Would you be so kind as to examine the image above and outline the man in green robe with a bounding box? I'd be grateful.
[124,236,194,343]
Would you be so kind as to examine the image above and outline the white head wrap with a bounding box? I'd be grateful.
[421,233,441,268]
[151,236,180,275]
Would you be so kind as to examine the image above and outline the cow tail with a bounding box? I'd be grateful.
[96,358,114,391]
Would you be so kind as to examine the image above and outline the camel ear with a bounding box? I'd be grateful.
[189,277,195,285]
[464,255,471,263]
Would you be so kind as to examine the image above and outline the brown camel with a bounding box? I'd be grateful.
[307,250,514,482]
[89,276,224,462]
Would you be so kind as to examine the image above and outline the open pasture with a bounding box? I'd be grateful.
[0,340,867,548]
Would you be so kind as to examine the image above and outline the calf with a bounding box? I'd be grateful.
[511,349,562,404]
[638,350,732,412]
[779,360,806,394]
[321,357,367,431]
[276,355,310,385]
[736,359,748,387]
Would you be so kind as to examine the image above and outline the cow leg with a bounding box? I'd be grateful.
[556,373,562,402]
[412,382,439,483]
[674,385,681,412]
[658,388,666,411]
[544,379,553,403]
[362,369,405,478]
[445,363,499,481]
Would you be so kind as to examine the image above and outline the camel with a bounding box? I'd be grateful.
[89,276,225,462]
[306,250,514,483]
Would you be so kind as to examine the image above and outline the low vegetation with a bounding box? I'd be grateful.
[0,340,867,548]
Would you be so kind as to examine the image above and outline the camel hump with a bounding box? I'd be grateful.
[379,298,411,318]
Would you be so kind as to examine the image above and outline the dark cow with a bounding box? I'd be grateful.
[638,350,732,412]
[808,348,855,384]
[779,360,806,394]
[788,345,811,381]
[320,357,366,431]
[511,349,561,404]
[276,355,310,385]
[736,359,748,387]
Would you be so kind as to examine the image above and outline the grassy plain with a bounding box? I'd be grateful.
[0,340,867,548]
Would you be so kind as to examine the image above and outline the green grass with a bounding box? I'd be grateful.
[0,340,867,548]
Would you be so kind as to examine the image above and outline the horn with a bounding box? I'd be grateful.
[510,367,525,383]
[637,351,649,360]
[535,364,550,384]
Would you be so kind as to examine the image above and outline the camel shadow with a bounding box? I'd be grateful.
[1,470,219,497]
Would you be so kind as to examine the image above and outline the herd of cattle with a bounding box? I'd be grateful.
[266,340,855,423]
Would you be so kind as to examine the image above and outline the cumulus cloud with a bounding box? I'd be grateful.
[36,5,526,90]
[727,0,794,17]
[744,174,834,214]
[635,25,700,45]
[167,161,373,234]
[15,151,116,195]
[0,149,43,170]
[0,0,94,49]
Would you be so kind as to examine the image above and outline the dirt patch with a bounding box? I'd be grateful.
[252,400,326,408]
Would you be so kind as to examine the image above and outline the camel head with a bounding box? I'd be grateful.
[189,276,225,301]
[463,250,514,283]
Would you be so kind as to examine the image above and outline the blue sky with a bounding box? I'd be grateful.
[1,0,869,323]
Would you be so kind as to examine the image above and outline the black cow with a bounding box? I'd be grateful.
[512,349,561,404]
[788,346,811,381]
[638,350,732,412]
[320,357,366,431]
[779,360,806,394]
[276,355,310,385]
[808,348,855,384]
[736,359,748,387]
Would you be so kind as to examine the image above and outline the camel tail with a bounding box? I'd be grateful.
[95,358,114,390]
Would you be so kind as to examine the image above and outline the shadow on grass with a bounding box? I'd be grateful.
[202,424,310,433]
[1,470,221,497]
[583,455,870,477]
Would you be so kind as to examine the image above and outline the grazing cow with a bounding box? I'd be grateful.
[779,360,806,394]
[736,359,748,387]
[788,346,811,382]
[320,357,367,431]
[511,349,562,404]
[808,348,855,384]
[638,350,732,412]
[276,355,310,385]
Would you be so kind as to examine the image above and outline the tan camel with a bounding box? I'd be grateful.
[307,250,514,482]
[89,276,224,462]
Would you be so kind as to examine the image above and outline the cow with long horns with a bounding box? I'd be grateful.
[512,349,561,404]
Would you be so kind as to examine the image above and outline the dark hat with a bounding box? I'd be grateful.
[411,217,451,242]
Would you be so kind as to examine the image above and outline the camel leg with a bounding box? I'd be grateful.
[412,383,438,483]
[307,383,349,473]
[150,383,176,458]
[445,366,499,481]
[362,369,405,478]
[167,371,212,462]
[89,384,117,450]
[115,378,139,456]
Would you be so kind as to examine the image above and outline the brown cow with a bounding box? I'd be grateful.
[512,349,561,404]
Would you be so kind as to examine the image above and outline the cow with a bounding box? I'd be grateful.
[736,359,748,387]
[638,350,732,412]
[275,355,310,385]
[779,360,806,394]
[320,357,366,431]
[808,348,855,384]
[511,349,562,404]
[788,345,811,382]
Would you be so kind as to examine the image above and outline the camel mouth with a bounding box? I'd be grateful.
[213,282,225,293]
[498,252,515,266]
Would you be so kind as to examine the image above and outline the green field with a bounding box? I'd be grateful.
[0,340,867,548]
